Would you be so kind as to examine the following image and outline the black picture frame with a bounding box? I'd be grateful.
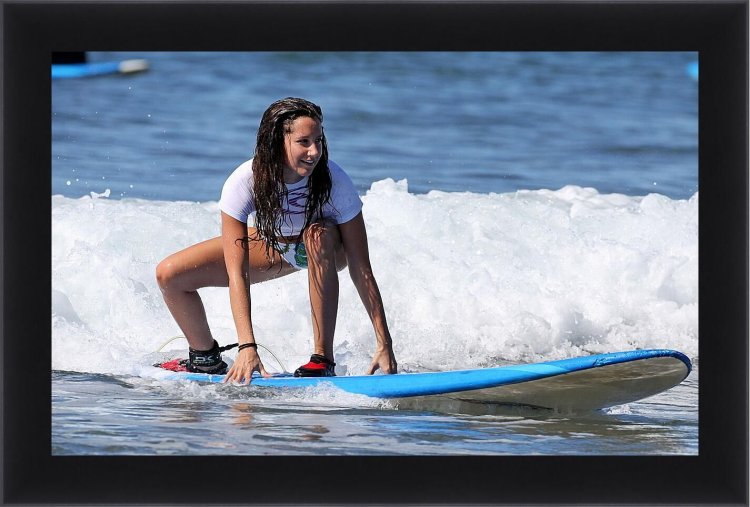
[3,1,747,505]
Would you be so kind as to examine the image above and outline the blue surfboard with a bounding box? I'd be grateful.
[52,59,149,79]
[153,349,691,412]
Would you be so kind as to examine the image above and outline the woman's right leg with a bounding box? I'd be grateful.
[156,237,229,351]
[155,232,297,351]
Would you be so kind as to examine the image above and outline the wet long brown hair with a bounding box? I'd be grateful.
[251,98,333,261]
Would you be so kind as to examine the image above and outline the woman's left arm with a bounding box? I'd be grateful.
[339,212,398,375]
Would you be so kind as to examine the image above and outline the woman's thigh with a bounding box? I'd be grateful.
[158,237,229,291]
[159,231,297,291]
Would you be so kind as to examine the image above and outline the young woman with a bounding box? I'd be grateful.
[156,97,397,383]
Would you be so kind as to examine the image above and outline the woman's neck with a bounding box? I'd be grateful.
[283,168,308,185]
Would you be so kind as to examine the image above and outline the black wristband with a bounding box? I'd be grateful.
[237,343,258,352]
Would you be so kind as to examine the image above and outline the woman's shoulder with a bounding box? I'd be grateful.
[223,159,254,186]
[219,159,255,219]
[327,160,352,181]
[324,160,362,220]
[220,159,253,198]
[232,158,255,177]
[327,160,357,191]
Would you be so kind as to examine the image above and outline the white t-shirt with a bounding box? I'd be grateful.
[219,159,363,236]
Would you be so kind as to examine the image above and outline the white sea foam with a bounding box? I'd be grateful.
[52,180,698,376]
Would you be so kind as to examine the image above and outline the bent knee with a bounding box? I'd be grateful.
[155,258,179,290]
[303,219,336,238]
[303,221,337,249]
[303,221,346,269]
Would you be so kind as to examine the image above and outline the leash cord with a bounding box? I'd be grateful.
[156,335,289,373]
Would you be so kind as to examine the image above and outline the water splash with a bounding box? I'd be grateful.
[52,180,698,375]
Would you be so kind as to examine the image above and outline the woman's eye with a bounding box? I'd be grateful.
[297,137,322,146]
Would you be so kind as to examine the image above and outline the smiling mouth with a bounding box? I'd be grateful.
[301,160,316,166]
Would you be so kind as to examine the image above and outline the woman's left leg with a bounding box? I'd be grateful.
[303,221,348,362]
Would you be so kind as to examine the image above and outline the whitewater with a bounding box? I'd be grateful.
[52,179,698,377]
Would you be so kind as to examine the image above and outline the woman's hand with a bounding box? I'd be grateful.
[367,344,398,375]
[223,348,270,384]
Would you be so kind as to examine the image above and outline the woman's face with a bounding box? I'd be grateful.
[282,116,323,184]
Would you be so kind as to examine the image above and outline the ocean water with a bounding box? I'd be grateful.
[52,51,698,455]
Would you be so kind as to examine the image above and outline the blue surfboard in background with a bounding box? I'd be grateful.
[52,59,149,79]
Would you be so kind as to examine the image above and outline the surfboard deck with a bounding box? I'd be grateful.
[151,349,691,412]
[52,59,149,79]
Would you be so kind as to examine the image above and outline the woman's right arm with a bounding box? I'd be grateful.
[221,211,269,384]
